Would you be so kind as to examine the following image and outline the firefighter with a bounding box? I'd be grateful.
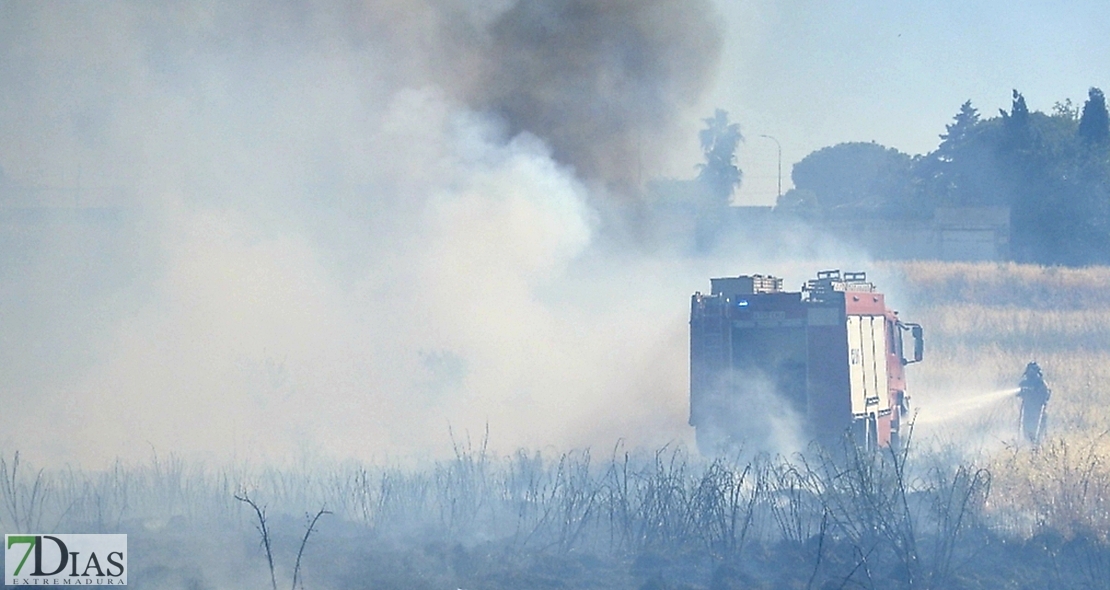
[1017,361,1050,444]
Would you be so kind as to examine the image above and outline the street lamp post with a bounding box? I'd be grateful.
[759,134,782,200]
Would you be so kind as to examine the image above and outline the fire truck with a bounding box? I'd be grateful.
[689,270,923,453]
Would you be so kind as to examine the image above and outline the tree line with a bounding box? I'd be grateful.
[777,88,1110,266]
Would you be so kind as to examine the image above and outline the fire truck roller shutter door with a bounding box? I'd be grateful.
[868,316,890,412]
[847,315,866,415]
[848,316,889,414]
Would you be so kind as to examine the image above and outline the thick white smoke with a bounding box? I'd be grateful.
[0,1,732,466]
[59,101,608,464]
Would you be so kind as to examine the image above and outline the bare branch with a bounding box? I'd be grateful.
[292,506,332,590]
[235,492,277,590]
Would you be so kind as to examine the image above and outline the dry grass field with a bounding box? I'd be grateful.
[886,261,1110,541]
[884,261,1110,432]
[4,261,1110,590]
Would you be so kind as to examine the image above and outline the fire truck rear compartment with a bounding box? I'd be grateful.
[731,324,807,417]
[690,270,920,452]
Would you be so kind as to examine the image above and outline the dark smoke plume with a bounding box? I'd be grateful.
[336,0,724,194]
[473,0,723,193]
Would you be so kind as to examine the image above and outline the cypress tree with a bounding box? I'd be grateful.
[1078,87,1109,144]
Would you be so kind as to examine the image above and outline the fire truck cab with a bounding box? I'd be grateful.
[690,270,923,453]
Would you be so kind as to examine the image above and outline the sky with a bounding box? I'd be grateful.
[712,1,1110,205]
[1,1,1107,467]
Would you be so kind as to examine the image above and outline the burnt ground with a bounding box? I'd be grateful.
[69,521,1108,590]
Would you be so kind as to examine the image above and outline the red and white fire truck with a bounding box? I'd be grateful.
[690,270,923,453]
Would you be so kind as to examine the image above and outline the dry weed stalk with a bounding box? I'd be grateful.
[0,451,49,532]
[235,491,277,590]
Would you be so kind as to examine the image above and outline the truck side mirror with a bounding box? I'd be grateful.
[911,325,924,363]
